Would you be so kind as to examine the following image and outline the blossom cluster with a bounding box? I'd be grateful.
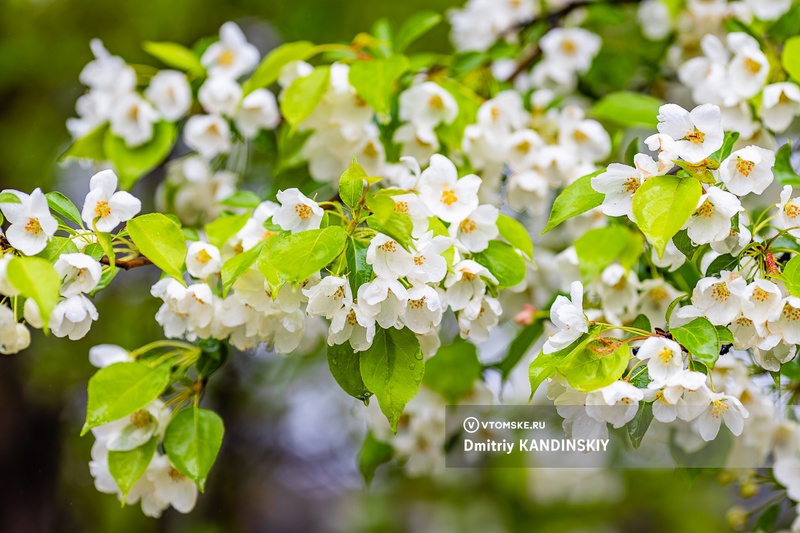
[0,170,141,351]
[150,154,518,356]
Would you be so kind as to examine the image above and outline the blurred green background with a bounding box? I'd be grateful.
[0,0,743,531]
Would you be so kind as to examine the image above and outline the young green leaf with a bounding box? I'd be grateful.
[774,143,800,186]
[82,362,171,434]
[6,256,61,333]
[163,406,225,492]
[339,161,367,209]
[46,191,83,227]
[782,255,800,297]
[327,342,372,403]
[108,437,158,500]
[591,92,663,128]
[495,320,545,381]
[435,78,481,148]
[266,226,347,283]
[104,121,176,190]
[395,11,442,52]
[143,41,204,74]
[782,36,800,82]
[244,41,315,95]
[366,195,414,249]
[473,241,526,287]
[218,190,262,209]
[627,402,654,449]
[496,213,533,259]
[220,240,266,296]
[345,236,373,295]
[360,328,424,433]
[127,213,187,282]
[632,175,702,258]
[358,431,394,484]
[423,340,482,403]
[36,236,80,263]
[59,124,108,162]
[670,317,720,368]
[348,55,410,115]
[557,339,630,392]
[205,213,250,249]
[574,225,632,280]
[280,65,330,128]
[528,327,601,401]
[541,170,604,234]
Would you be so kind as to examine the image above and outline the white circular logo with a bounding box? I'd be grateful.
[463,416,480,434]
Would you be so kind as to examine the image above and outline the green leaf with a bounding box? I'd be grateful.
[782,36,800,82]
[345,236,373,295]
[244,41,315,96]
[359,431,393,484]
[143,41,204,74]
[36,236,79,263]
[0,192,21,204]
[774,143,800,186]
[96,230,115,266]
[366,195,414,249]
[783,255,800,297]
[495,321,545,381]
[220,241,265,297]
[754,503,781,533]
[631,314,652,334]
[104,121,176,190]
[339,161,367,209]
[558,339,630,392]
[672,229,701,260]
[706,254,738,277]
[274,126,313,174]
[624,137,639,167]
[6,256,61,334]
[349,55,410,115]
[395,11,442,52]
[127,213,187,282]
[360,328,424,432]
[195,339,229,378]
[528,327,600,400]
[327,342,372,402]
[108,437,158,500]
[496,214,533,259]
[574,225,632,280]
[59,124,108,162]
[218,190,262,209]
[575,226,632,280]
[280,65,330,128]
[205,213,249,249]
[632,175,702,258]
[436,78,481,148]
[770,3,800,41]
[627,402,654,449]
[711,131,739,162]
[82,362,171,434]
[45,191,83,227]
[716,326,734,346]
[473,241,526,287]
[265,226,347,283]
[591,92,663,128]
[671,317,720,369]
[163,406,224,492]
[423,340,482,403]
[541,170,605,234]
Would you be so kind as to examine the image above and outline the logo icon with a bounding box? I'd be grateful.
[463,416,480,434]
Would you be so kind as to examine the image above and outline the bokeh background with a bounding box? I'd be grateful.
[0,0,741,531]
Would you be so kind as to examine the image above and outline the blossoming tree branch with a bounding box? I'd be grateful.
[1,0,800,527]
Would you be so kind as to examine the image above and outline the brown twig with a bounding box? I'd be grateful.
[100,256,154,270]
[503,0,643,82]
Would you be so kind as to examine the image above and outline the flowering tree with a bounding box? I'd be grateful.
[2,0,800,528]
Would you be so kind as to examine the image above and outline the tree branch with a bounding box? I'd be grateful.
[503,0,642,82]
[100,256,154,270]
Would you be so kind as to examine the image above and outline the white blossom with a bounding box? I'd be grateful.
[543,281,588,354]
[55,253,103,296]
[272,188,323,233]
[81,170,142,232]
[656,103,724,163]
[0,188,58,255]
[201,22,260,79]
